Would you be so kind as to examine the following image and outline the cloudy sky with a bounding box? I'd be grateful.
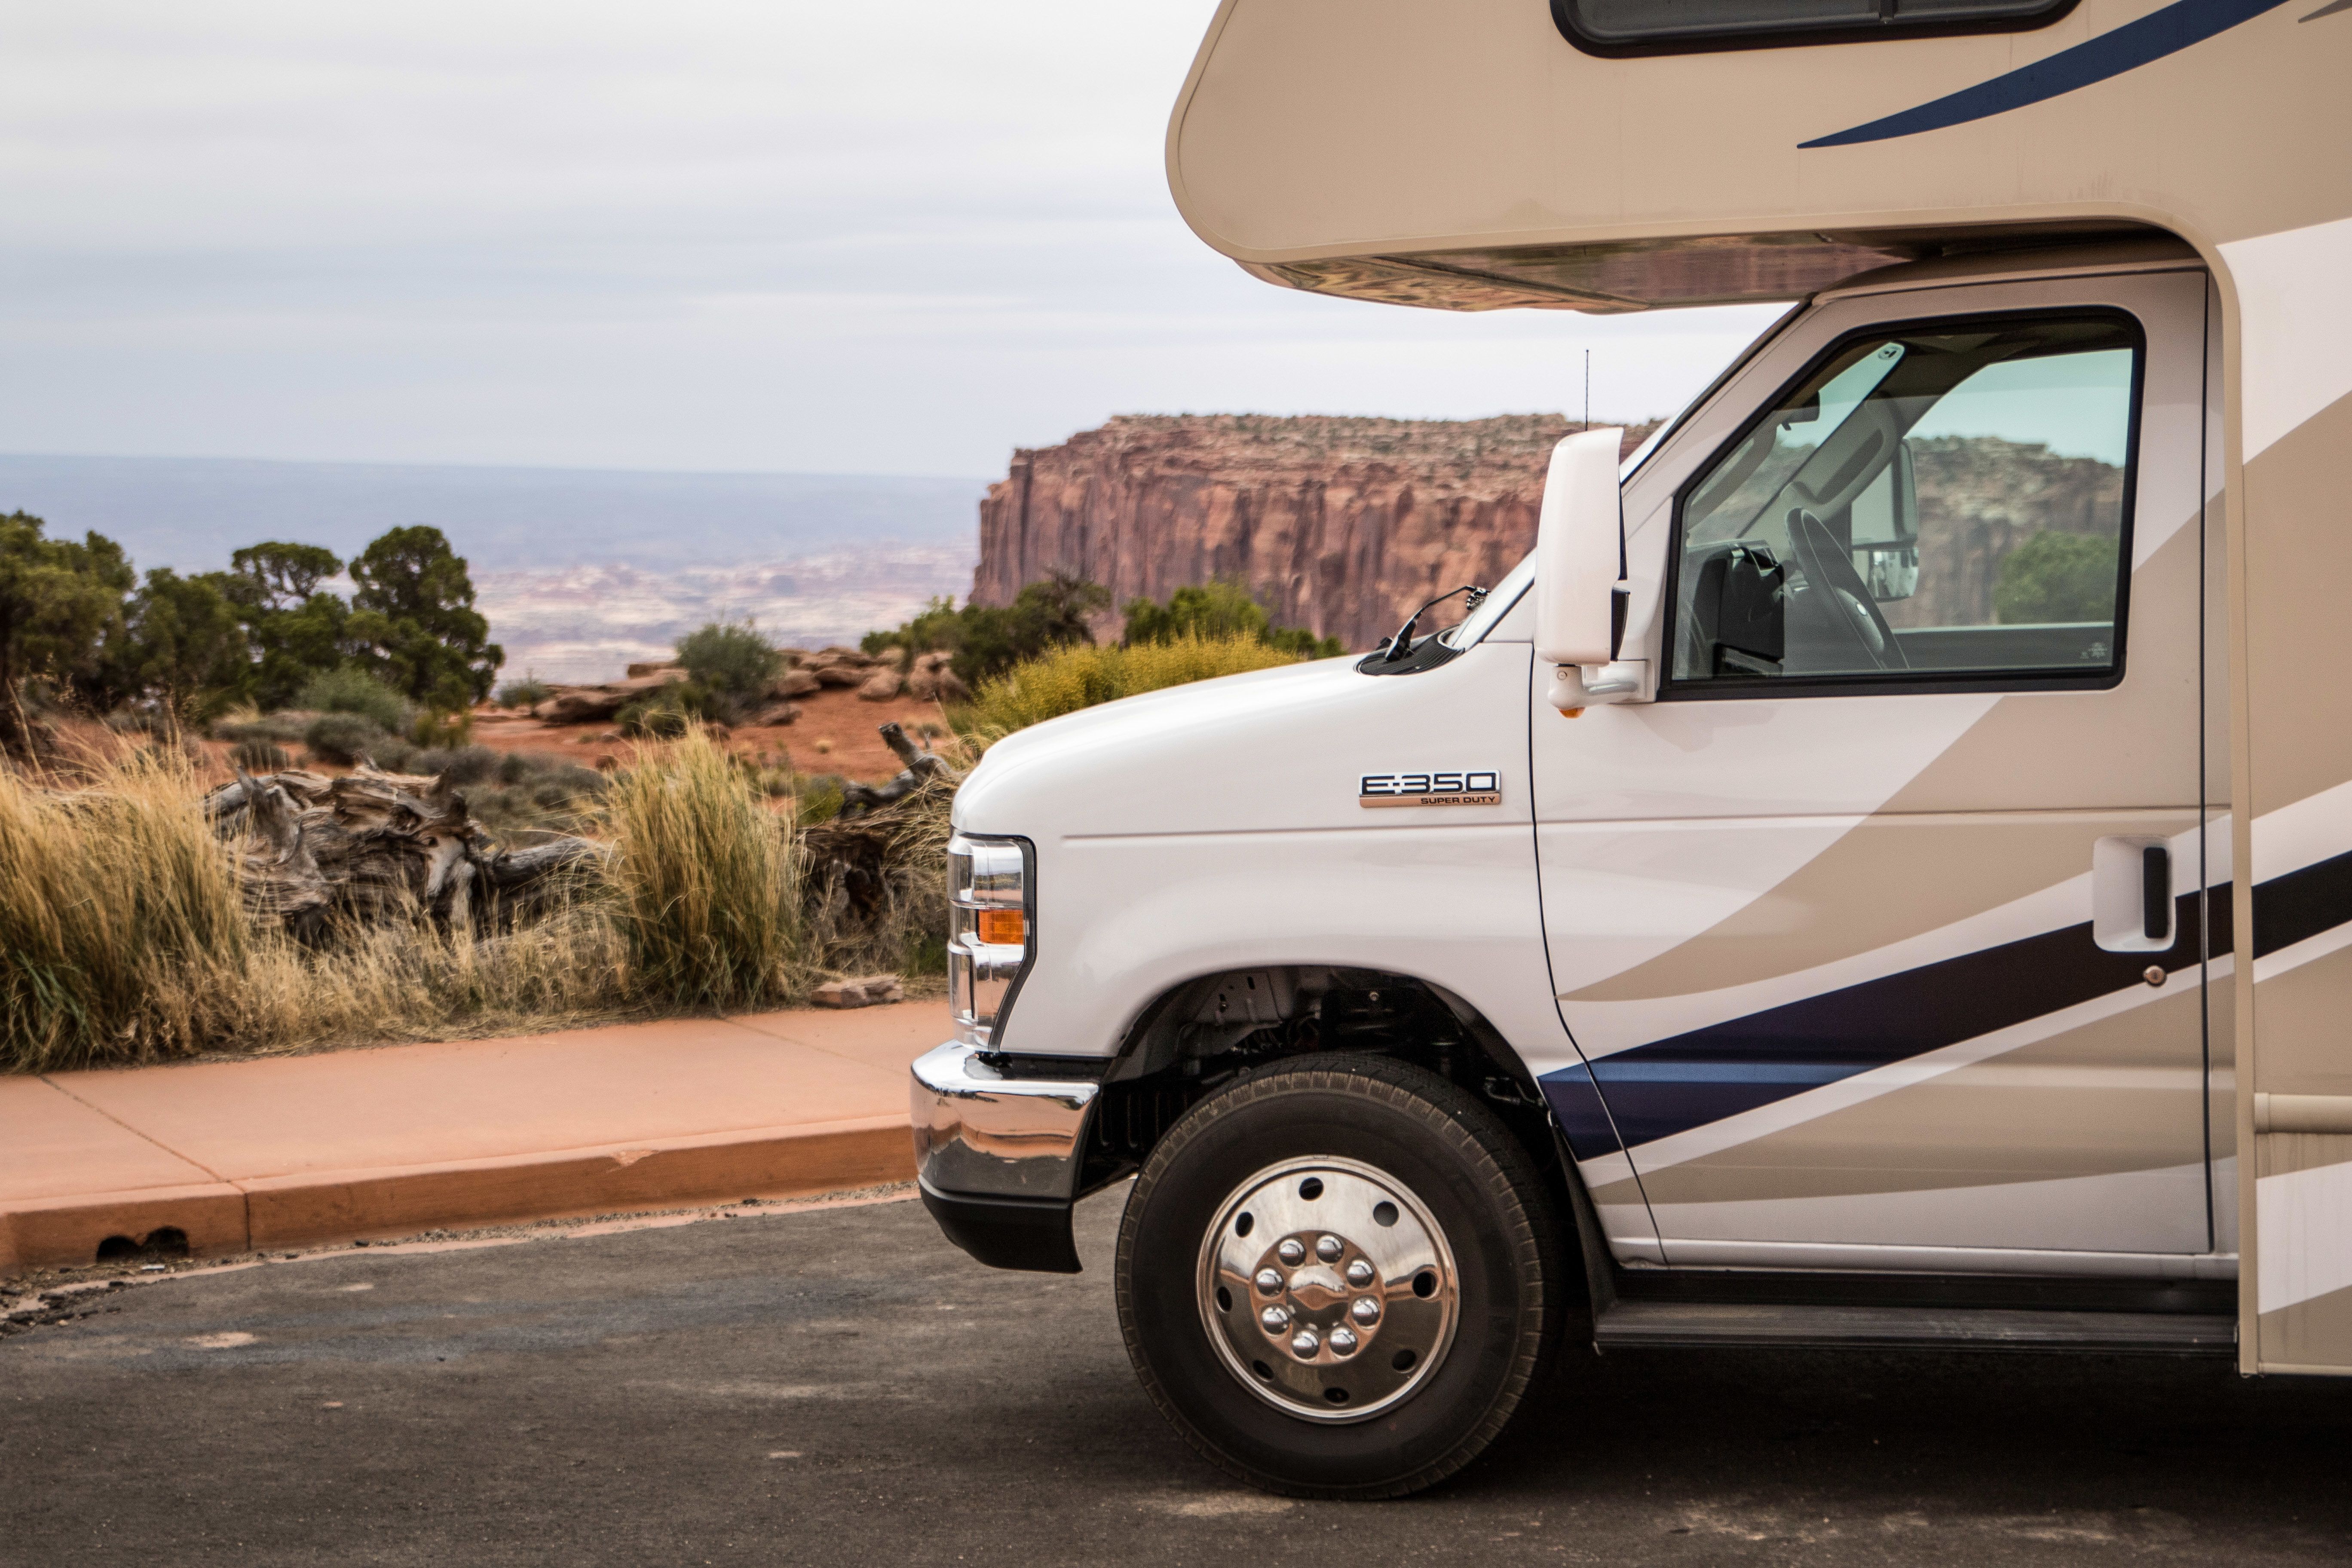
[0,3,1785,478]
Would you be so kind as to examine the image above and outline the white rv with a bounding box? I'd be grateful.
[911,0,2352,1498]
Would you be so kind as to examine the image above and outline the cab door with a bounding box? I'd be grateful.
[1533,268,2222,1273]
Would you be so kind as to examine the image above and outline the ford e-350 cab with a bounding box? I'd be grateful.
[911,0,2352,1499]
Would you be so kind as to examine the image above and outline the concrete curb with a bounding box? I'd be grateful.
[1,1115,914,1273]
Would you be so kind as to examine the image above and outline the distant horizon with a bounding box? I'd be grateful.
[0,449,995,486]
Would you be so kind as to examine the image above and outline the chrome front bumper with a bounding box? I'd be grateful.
[909,1041,1102,1273]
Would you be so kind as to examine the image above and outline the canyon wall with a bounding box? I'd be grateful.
[971,415,1654,651]
[974,417,2133,649]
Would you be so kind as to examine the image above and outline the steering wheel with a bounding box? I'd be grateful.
[1786,508,1908,672]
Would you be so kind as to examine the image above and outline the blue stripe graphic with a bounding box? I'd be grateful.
[1801,0,2297,149]
[1537,1061,1626,1164]
[1542,880,2230,1152]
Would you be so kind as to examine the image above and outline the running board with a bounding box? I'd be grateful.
[1594,1300,2236,1355]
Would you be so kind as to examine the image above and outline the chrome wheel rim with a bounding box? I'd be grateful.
[1194,1155,1459,1424]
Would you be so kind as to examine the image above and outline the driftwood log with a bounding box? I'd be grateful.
[838,723,957,818]
[797,724,959,959]
[204,766,604,939]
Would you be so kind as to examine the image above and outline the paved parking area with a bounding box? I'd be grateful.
[5,1190,2349,1566]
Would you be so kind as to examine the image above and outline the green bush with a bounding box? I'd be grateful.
[1122,580,1344,659]
[410,706,472,749]
[960,633,1311,739]
[618,682,723,738]
[861,597,968,659]
[303,711,392,766]
[213,710,312,746]
[496,674,552,709]
[297,666,412,733]
[410,744,499,786]
[864,574,1112,687]
[676,621,781,698]
[1994,532,2119,624]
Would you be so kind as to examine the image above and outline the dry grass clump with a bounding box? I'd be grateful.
[0,745,635,1074]
[603,728,798,1012]
[0,725,937,1073]
[0,750,254,1072]
[956,633,1307,741]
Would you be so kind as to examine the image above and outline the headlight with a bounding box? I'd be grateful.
[948,833,1032,1048]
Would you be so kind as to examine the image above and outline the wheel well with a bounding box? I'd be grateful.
[1075,967,1567,1208]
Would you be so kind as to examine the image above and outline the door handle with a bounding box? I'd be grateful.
[2142,845,2171,942]
[2093,836,2176,953]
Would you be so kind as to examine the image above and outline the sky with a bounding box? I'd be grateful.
[0,3,1787,479]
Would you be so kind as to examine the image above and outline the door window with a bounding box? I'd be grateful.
[1667,313,2141,695]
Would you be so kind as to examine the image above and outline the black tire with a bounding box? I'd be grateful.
[1115,1055,1563,1499]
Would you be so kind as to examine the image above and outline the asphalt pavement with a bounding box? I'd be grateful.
[5,1188,2350,1566]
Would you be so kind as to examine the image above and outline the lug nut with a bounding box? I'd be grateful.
[1351,1296,1381,1325]
[1328,1327,1359,1355]
[1276,1238,1305,1266]
[1289,1328,1320,1359]
[1315,1234,1344,1263]
[1259,1305,1290,1333]
[1254,1268,1283,1295]
[1344,1259,1375,1288]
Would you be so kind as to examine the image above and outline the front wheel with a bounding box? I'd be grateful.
[1115,1056,1563,1498]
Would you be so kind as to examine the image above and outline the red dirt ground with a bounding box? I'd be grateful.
[466,684,956,783]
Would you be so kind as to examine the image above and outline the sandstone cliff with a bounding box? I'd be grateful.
[971,415,1655,652]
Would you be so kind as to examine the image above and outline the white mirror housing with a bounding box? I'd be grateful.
[1534,429,1647,708]
[1534,428,1625,668]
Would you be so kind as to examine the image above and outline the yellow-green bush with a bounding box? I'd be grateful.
[958,633,1312,740]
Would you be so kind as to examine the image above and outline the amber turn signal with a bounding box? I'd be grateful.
[977,908,1027,946]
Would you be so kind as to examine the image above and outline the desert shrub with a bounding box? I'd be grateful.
[530,766,606,807]
[617,682,723,738]
[303,711,393,766]
[371,736,422,774]
[601,727,797,1010]
[676,620,781,698]
[495,674,552,709]
[1994,531,2119,624]
[212,707,313,746]
[959,633,1309,739]
[862,575,1111,686]
[297,666,412,733]
[410,744,499,786]
[793,774,845,826]
[1123,580,1344,659]
[411,706,472,749]
[229,737,291,773]
[861,596,968,658]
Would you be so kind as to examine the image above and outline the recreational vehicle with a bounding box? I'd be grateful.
[910,0,2352,1496]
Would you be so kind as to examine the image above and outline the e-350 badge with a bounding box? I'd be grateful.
[1359,770,1503,808]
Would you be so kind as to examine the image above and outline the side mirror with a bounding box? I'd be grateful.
[1535,429,1648,708]
[1849,438,1920,602]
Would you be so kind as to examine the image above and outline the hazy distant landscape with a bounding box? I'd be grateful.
[0,454,986,683]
